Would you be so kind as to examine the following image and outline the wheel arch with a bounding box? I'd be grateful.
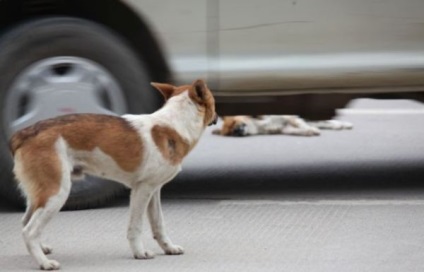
[0,0,172,84]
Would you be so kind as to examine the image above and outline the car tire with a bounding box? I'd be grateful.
[0,17,162,210]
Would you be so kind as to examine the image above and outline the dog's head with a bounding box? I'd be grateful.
[151,79,218,127]
[212,116,254,136]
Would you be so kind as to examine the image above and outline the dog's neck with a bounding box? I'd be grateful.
[153,91,205,144]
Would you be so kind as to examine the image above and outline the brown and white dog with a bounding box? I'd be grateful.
[213,115,352,137]
[10,79,217,270]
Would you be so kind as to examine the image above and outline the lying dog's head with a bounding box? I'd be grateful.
[151,79,218,127]
[212,116,254,136]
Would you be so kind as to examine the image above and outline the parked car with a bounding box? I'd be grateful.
[1,0,423,209]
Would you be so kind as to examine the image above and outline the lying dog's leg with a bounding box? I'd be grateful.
[281,116,320,136]
[148,189,184,255]
[127,183,156,260]
[307,120,353,130]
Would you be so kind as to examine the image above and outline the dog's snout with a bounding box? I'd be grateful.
[209,113,218,126]
[232,123,246,136]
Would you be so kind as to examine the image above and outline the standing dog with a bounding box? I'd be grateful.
[213,115,352,137]
[10,79,217,270]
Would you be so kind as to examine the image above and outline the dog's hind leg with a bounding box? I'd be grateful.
[22,203,53,255]
[148,189,184,255]
[17,139,72,270]
[22,170,71,269]
[22,201,34,227]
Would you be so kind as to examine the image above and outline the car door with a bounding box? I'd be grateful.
[217,0,424,95]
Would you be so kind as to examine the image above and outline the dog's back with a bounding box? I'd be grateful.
[10,114,142,158]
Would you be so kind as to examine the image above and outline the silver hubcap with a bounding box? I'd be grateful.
[4,57,127,137]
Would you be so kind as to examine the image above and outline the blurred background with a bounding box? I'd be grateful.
[0,0,423,209]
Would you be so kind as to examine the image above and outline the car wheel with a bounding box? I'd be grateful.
[0,17,162,210]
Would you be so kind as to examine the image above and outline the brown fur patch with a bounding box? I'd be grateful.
[220,117,237,136]
[151,83,191,101]
[151,124,191,165]
[15,145,62,209]
[219,116,249,136]
[187,80,216,126]
[152,80,216,127]
[191,92,216,127]
[10,114,143,172]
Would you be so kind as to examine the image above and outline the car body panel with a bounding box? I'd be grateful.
[123,0,424,95]
[122,0,210,82]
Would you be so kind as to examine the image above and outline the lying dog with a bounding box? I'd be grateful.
[213,115,352,136]
[10,79,217,270]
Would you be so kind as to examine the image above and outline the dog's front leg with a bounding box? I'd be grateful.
[127,182,156,259]
[148,189,184,255]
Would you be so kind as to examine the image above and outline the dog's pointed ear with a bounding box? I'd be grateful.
[151,82,175,100]
[192,79,208,102]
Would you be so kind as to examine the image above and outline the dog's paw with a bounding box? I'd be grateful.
[327,120,353,130]
[164,244,184,255]
[134,250,155,260]
[340,121,353,130]
[40,259,60,270]
[305,127,320,136]
[41,243,53,255]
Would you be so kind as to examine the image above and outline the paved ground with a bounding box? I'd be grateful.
[3,190,424,272]
[1,98,424,271]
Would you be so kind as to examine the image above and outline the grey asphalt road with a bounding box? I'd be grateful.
[169,98,424,194]
[1,98,424,272]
